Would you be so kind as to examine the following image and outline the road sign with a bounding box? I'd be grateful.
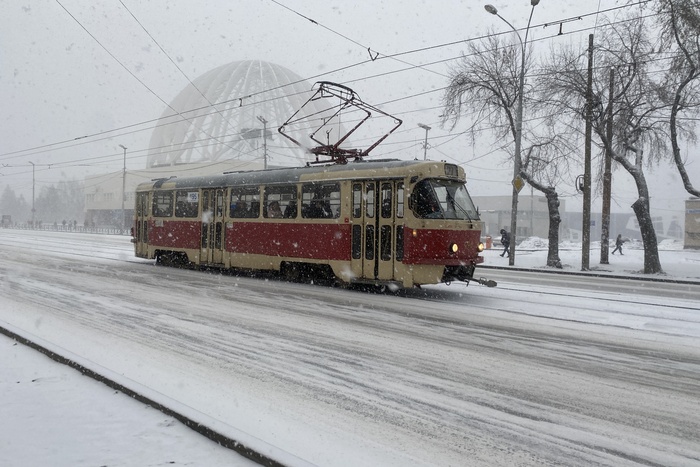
[512,175,525,193]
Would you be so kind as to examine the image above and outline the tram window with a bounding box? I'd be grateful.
[352,224,362,259]
[175,191,199,218]
[214,222,222,249]
[264,185,297,219]
[432,180,479,220]
[396,183,404,218]
[365,225,375,260]
[302,183,340,219]
[352,183,362,218]
[215,191,224,217]
[410,179,479,220]
[136,193,148,216]
[380,225,392,260]
[380,183,392,218]
[230,187,260,218]
[366,183,375,218]
[152,191,173,217]
[410,180,442,219]
[395,226,404,261]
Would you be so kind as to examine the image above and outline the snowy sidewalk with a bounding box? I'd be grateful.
[481,238,700,281]
[0,331,259,467]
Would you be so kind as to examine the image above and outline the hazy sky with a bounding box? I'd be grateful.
[1,0,696,221]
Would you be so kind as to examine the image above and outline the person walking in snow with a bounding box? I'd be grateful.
[499,228,511,257]
[612,233,624,255]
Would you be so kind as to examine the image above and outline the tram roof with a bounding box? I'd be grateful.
[138,159,462,191]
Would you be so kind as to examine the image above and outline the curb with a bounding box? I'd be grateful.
[0,325,286,467]
[478,264,700,285]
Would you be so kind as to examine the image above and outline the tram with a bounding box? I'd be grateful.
[132,159,494,288]
[131,82,495,288]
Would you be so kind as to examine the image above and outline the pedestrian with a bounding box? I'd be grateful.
[499,228,511,257]
[612,233,624,255]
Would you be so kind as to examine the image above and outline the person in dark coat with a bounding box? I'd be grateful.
[499,228,511,257]
[612,233,624,255]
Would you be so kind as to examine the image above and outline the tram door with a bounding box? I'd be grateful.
[201,189,226,264]
[352,180,403,282]
[134,192,149,257]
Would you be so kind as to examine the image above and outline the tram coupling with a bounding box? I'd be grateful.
[443,265,497,287]
[471,277,498,288]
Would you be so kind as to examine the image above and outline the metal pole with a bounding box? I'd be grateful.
[530,185,534,236]
[418,123,431,160]
[582,34,594,271]
[485,1,539,266]
[119,145,127,232]
[257,116,268,169]
[30,161,35,228]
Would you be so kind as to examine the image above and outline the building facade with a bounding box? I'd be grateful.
[685,198,700,249]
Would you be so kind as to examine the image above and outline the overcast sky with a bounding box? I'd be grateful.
[1,0,696,221]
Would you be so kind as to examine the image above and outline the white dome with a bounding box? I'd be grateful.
[147,60,326,168]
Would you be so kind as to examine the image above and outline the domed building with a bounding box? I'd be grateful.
[147,59,327,168]
[86,60,332,228]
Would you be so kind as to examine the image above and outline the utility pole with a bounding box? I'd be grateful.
[530,185,534,236]
[119,145,127,232]
[600,68,614,265]
[257,116,268,169]
[30,161,35,228]
[418,123,431,160]
[582,34,594,271]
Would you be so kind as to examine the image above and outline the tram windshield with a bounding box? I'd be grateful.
[411,179,479,220]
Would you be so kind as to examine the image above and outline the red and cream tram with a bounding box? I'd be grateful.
[132,159,493,288]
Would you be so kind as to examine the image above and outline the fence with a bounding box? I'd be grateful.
[1,223,130,236]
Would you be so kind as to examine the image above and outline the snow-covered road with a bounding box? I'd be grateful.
[1,229,699,466]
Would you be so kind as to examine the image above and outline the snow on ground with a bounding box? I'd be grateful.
[0,332,259,467]
[1,232,699,466]
[483,237,700,281]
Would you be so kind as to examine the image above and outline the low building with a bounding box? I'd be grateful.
[472,194,564,240]
[685,198,700,249]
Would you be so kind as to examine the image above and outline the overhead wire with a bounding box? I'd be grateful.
[3,9,677,168]
[0,3,611,160]
[4,0,669,177]
[53,0,241,161]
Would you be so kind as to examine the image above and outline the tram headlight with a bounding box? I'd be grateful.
[449,243,459,254]
[478,242,485,252]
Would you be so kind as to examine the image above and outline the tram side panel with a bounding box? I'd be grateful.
[149,219,200,250]
[225,221,352,270]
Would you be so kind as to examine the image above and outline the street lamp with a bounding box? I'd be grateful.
[418,123,431,160]
[119,144,127,232]
[485,0,539,266]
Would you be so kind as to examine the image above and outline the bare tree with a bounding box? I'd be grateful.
[442,32,567,268]
[654,0,700,197]
[539,15,667,274]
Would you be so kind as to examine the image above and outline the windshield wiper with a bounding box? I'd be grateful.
[447,193,473,221]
